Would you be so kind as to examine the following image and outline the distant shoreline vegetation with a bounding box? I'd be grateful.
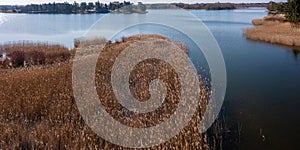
[147,3,268,10]
[0,1,147,14]
[0,2,269,14]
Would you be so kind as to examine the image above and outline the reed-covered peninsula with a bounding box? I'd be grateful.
[245,0,300,48]
[245,18,300,47]
[0,34,235,149]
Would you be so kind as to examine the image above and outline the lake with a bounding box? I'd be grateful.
[0,8,300,150]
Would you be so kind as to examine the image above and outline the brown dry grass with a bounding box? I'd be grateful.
[0,34,221,149]
[74,37,108,48]
[252,19,264,26]
[245,20,300,47]
[1,42,74,68]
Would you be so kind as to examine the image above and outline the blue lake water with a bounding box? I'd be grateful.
[0,13,104,48]
[0,8,300,150]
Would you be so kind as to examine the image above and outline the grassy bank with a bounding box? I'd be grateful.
[0,34,231,149]
[245,17,300,48]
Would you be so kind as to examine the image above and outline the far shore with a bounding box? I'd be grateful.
[0,2,268,14]
[244,16,300,48]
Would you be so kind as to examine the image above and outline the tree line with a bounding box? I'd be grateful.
[173,3,236,10]
[268,0,300,22]
[0,1,146,14]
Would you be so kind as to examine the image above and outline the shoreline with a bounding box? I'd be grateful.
[244,17,300,49]
[0,3,268,14]
[0,7,265,15]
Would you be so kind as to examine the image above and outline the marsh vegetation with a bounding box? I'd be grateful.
[0,34,233,149]
[245,0,300,48]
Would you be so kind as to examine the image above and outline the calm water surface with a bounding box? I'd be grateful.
[0,8,300,150]
[0,13,104,48]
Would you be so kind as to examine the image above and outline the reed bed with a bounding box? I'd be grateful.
[0,34,229,149]
[252,19,264,26]
[245,20,300,47]
[0,42,73,68]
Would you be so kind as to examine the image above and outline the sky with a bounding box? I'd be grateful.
[0,0,286,5]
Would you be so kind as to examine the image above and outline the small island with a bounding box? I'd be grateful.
[245,0,300,47]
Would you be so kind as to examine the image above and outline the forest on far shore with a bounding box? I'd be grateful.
[0,1,146,14]
[0,2,270,14]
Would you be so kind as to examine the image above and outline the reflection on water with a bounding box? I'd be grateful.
[233,8,267,13]
[190,9,300,150]
[0,13,8,26]
[292,49,300,60]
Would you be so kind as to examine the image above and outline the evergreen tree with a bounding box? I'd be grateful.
[285,0,300,22]
[80,2,87,12]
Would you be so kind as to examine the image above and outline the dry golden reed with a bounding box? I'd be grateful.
[1,42,73,68]
[245,20,300,47]
[0,34,226,149]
